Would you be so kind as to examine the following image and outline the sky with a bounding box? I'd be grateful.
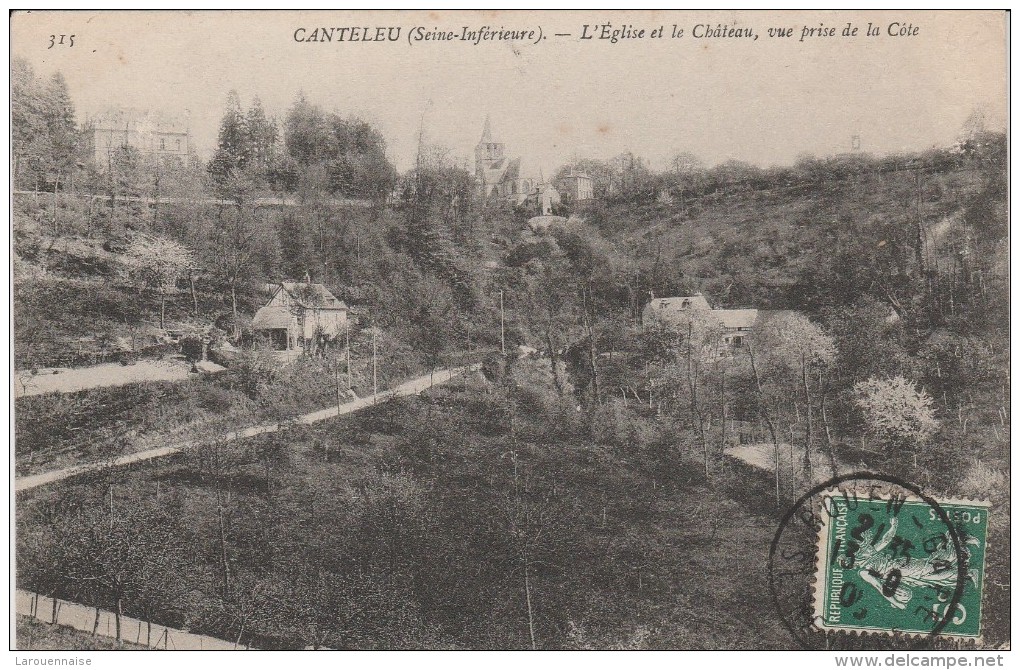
[11,10,1008,178]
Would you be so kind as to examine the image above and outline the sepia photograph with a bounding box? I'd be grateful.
[8,9,1010,659]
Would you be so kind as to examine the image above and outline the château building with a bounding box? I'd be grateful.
[84,108,191,167]
[555,168,594,202]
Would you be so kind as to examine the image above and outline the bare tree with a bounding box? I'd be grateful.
[205,206,276,338]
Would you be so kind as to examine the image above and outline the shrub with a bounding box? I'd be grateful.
[957,459,1006,501]
[853,376,938,449]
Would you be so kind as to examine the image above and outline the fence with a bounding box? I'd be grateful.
[15,589,248,650]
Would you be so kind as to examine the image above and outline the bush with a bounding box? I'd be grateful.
[180,336,204,363]
[853,376,938,449]
[957,459,1006,501]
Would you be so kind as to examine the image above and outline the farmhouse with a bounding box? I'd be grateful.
[715,308,758,348]
[252,281,348,352]
[642,293,759,349]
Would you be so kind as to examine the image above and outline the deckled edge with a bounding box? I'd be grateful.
[812,490,832,633]
[810,486,992,644]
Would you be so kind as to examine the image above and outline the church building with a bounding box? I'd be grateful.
[474,116,535,202]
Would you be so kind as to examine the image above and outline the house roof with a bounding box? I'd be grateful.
[480,157,525,187]
[276,282,348,309]
[645,296,763,330]
[715,309,759,329]
[647,295,712,312]
[503,158,521,181]
[252,305,293,330]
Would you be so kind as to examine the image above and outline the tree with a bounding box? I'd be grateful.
[406,276,455,381]
[233,342,284,402]
[284,92,329,165]
[11,58,48,176]
[667,151,706,215]
[853,376,938,465]
[208,91,281,188]
[526,260,578,396]
[669,151,703,176]
[211,90,248,179]
[648,308,725,476]
[277,209,319,279]
[185,435,251,600]
[42,72,80,175]
[34,480,188,645]
[605,152,658,203]
[120,235,195,329]
[545,227,619,404]
[284,92,396,199]
[203,203,278,337]
[495,449,559,650]
[822,299,908,388]
[747,312,837,492]
[12,59,83,189]
[708,159,762,192]
[245,96,278,172]
[121,493,191,647]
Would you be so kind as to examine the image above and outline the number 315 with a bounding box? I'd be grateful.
[48,34,75,48]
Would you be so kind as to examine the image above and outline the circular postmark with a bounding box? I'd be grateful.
[768,473,968,650]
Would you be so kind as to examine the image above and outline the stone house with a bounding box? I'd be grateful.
[555,169,594,202]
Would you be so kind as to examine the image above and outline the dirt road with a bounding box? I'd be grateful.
[14,359,225,398]
[15,364,481,493]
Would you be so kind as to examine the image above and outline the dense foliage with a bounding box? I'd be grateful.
[13,60,1008,650]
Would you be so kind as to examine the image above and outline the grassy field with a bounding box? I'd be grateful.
[14,375,257,477]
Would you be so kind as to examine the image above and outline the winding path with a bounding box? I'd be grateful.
[15,364,481,493]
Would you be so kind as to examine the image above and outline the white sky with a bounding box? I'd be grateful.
[11,10,1007,177]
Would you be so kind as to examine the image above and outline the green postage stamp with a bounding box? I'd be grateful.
[815,491,990,639]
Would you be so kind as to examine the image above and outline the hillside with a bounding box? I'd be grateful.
[584,161,1005,318]
[11,55,1008,649]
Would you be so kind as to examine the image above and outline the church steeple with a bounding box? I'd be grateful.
[480,114,492,143]
[474,115,507,197]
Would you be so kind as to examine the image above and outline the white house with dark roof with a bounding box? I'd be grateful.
[252,281,348,352]
[555,168,594,202]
